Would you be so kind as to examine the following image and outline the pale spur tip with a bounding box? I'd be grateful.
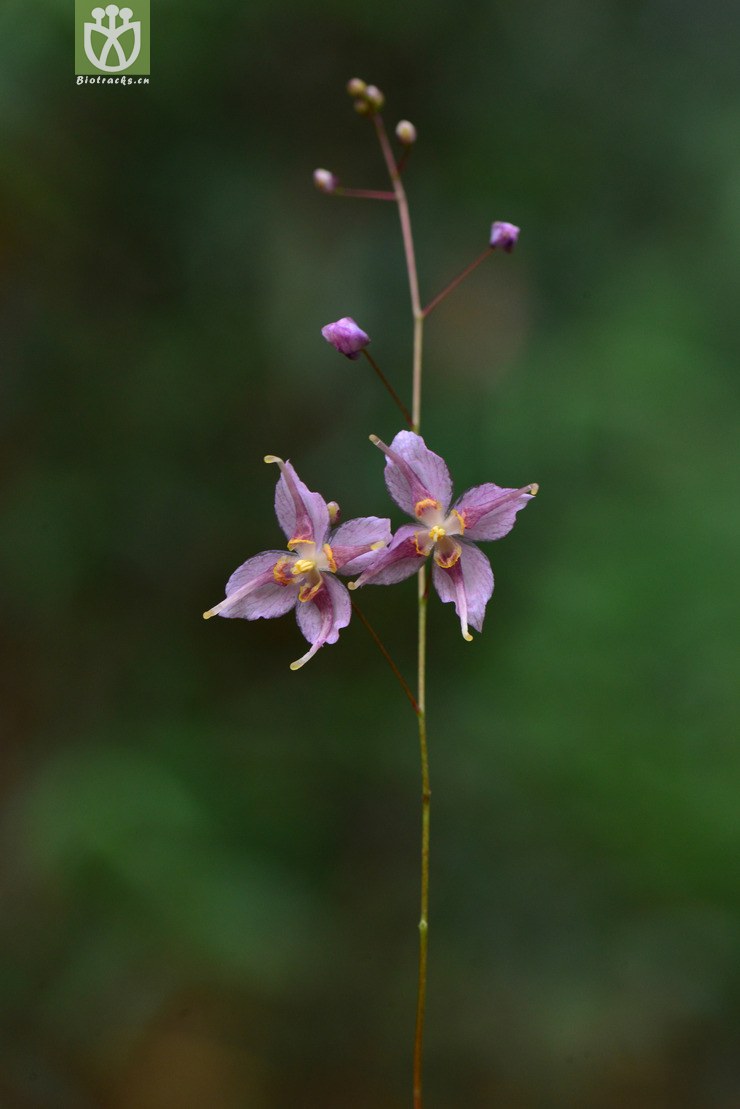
[203,609,215,620]
[347,581,358,591]
[463,630,473,642]
[264,454,283,466]
[529,482,539,496]
[368,434,380,445]
[290,642,321,670]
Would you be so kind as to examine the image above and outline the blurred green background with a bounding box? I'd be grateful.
[1,1,739,1105]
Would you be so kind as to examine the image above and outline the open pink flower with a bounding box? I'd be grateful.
[204,457,390,669]
[349,431,537,640]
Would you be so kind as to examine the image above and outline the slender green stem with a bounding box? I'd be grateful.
[361,349,413,429]
[422,247,493,318]
[351,600,418,714]
[373,109,429,1109]
[413,571,429,1109]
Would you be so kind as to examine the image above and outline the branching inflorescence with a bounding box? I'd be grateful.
[204,77,538,1108]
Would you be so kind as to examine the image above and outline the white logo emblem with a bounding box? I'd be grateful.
[84,5,141,73]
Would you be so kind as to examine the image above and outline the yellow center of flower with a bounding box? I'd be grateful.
[428,525,446,543]
[292,558,316,575]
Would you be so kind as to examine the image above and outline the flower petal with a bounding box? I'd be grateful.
[348,523,425,588]
[203,550,298,621]
[453,482,538,542]
[373,430,453,517]
[291,573,351,669]
[269,457,331,546]
[329,515,392,574]
[431,539,493,637]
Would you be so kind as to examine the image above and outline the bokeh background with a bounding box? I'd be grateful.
[1,1,739,1105]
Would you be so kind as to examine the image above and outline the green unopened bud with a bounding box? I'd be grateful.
[354,98,370,115]
[395,120,417,145]
[346,77,367,97]
[364,84,385,111]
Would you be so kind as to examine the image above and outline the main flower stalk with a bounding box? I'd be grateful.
[373,109,429,1109]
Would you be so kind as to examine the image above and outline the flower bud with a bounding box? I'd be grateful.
[364,84,385,111]
[489,221,520,253]
[354,98,370,115]
[395,120,417,145]
[346,77,367,97]
[327,501,341,525]
[313,168,339,194]
[321,317,370,360]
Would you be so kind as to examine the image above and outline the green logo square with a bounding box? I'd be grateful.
[75,1,150,76]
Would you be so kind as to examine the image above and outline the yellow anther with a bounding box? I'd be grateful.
[292,558,316,575]
[451,509,465,535]
[287,536,313,550]
[428,525,446,543]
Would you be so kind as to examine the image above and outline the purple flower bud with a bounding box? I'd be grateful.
[321,317,370,360]
[395,120,417,145]
[489,221,520,253]
[314,168,339,194]
[346,77,367,97]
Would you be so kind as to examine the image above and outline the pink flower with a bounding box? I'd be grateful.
[321,317,370,360]
[349,432,537,641]
[204,457,390,669]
